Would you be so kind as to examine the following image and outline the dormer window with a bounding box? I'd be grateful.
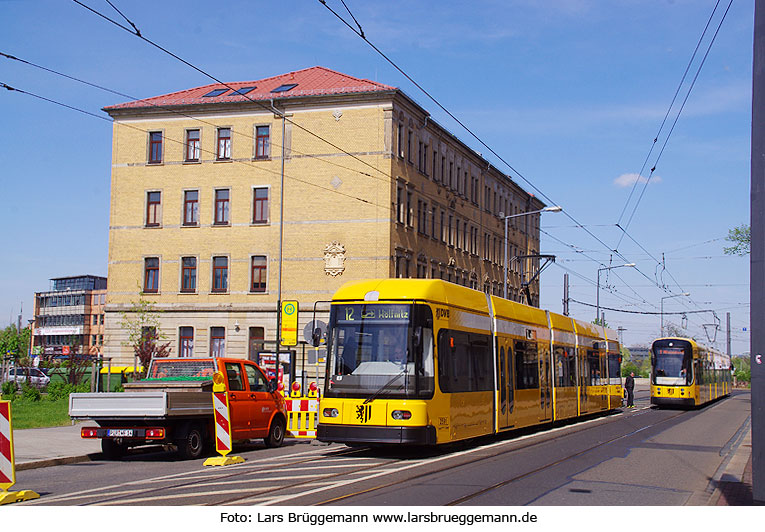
[271,83,298,93]
[203,88,228,97]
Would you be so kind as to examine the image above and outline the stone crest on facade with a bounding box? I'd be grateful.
[324,241,346,277]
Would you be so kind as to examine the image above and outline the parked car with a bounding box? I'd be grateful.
[10,367,51,387]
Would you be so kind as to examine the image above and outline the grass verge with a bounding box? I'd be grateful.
[2,398,71,429]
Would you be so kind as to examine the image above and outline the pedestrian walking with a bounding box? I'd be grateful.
[625,371,635,408]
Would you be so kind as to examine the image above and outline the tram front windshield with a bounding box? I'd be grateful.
[325,303,434,399]
[652,339,692,386]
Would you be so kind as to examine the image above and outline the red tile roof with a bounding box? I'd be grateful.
[104,66,395,111]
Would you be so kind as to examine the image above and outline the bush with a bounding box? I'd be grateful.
[46,381,89,401]
[21,383,42,402]
[2,380,18,399]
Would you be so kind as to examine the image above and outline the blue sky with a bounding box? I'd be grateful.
[0,0,753,354]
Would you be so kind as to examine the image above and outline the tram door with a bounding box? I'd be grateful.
[497,338,515,429]
[539,345,552,422]
[578,348,588,415]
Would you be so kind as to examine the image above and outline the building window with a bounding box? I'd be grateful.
[407,130,413,163]
[255,126,270,159]
[397,123,404,158]
[149,131,162,163]
[144,257,159,293]
[217,128,231,160]
[185,129,200,162]
[179,327,194,357]
[214,189,230,225]
[396,184,405,224]
[212,256,228,292]
[181,257,197,293]
[250,255,267,293]
[183,190,199,226]
[248,327,265,361]
[146,191,161,227]
[210,327,225,357]
[406,190,413,227]
[253,187,269,224]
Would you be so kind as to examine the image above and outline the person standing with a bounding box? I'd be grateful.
[625,371,635,408]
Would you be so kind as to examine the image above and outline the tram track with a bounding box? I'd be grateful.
[311,407,687,506]
[26,444,372,506]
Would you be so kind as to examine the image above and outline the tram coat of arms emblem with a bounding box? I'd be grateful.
[324,241,346,277]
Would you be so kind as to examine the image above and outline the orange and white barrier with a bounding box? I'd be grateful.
[285,382,320,439]
[0,400,39,505]
[203,372,244,467]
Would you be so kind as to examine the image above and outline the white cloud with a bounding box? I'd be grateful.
[613,173,662,188]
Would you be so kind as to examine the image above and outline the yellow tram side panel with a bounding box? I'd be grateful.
[435,288,494,443]
[547,312,579,422]
[491,297,551,431]
[572,319,610,414]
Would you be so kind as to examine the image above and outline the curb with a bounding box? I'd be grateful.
[707,419,751,505]
[15,453,98,471]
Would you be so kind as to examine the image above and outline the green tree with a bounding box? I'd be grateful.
[0,324,31,362]
[732,355,750,385]
[120,295,171,378]
[723,224,750,256]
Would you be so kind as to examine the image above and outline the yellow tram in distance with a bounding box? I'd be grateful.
[317,279,623,446]
[650,337,731,408]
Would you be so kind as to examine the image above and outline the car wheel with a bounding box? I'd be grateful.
[264,418,286,448]
[101,438,128,460]
[177,426,205,460]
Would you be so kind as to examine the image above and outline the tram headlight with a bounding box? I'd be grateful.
[391,410,412,420]
[323,408,339,418]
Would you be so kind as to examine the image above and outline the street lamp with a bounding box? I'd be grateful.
[503,205,562,299]
[596,263,636,323]
[660,292,691,337]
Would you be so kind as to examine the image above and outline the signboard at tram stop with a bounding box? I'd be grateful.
[280,300,299,346]
[258,352,292,386]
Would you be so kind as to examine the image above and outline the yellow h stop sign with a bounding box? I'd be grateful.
[280,300,298,346]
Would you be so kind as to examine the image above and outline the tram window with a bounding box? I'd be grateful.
[607,353,621,383]
[515,340,539,390]
[554,345,576,387]
[437,329,492,393]
[586,350,602,385]
[499,345,506,404]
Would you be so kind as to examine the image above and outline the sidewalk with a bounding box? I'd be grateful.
[12,422,102,471]
[710,424,756,505]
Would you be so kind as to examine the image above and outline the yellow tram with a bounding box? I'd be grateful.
[650,337,731,407]
[317,279,623,446]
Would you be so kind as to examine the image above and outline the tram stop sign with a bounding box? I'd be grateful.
[280,300,299,346]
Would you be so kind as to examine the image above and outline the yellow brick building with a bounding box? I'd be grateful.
[102,67,543,367]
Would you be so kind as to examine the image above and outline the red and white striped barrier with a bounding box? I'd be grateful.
[212,390,232,455]
[203,372,244,467]
[0,401,14,487]
[0,400,39,505]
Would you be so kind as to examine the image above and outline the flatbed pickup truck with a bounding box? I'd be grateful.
[69,357,287,459]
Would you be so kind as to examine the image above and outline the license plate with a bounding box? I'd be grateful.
[107,429,134,437]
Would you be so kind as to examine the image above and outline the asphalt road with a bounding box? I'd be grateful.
[16,387,750,506]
